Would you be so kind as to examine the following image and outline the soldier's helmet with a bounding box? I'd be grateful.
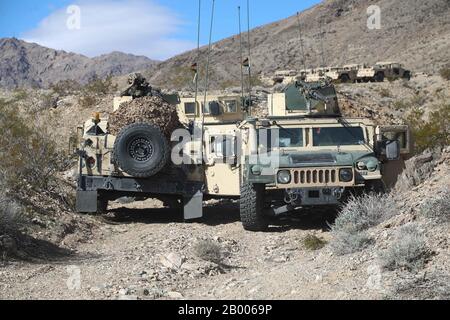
[127,73,145,85]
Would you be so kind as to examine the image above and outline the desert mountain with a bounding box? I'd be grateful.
[0,38,159,89]
[147,0,450,89]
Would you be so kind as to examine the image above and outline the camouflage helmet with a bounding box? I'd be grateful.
[127,72,145,85]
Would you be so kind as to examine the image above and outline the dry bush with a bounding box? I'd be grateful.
[379,88,392,98]
[0,98,65,193]
[390,272,450,300]
[420,188,450,223]
[440,67,450,81]
[194,239,223,264]
[380,223,431,271]
[330,193,396,255]
[303,234,327,251]
[0,194,25,236]
[77,76,117,109]
[50,79,82,96]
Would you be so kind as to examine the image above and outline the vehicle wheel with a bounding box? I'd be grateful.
[113,123,169,178]
[339,74,350,83]
[97,194,108,214]
[375,72,385,82]
[240,183,268,231]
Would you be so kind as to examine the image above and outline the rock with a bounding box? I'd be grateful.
[118,288,130,296]
[160,252,185,270]
[167,291,184,299]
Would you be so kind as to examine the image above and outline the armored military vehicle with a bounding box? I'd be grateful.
[238,79,411,230]
[74,74,410,232]
[357,62,411,82]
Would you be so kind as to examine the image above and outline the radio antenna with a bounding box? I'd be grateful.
[193,0,201,122]
[246,0,252,115]
[201,0,216,155]
[319,18,326,67]
[296,12,307,71]
[238,6,244,103]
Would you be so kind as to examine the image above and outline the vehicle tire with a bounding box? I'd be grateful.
[339,74,350,83]
[113,123,169,178]
[375,72,385,82]
[240,182,268,231]
[97,194,108,214]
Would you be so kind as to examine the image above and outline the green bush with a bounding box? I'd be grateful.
[420,188,450,223]
[406,103,450,153]
[194,239,223,264]
[303,234,327,251]
[77,76,118,108]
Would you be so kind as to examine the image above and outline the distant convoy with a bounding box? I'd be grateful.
[263,62,412,86]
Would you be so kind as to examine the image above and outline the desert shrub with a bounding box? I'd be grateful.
[439,67,450,81]
[0,99,64,192]
[390,271,450,300]
[40,92,59,110]
[12,89,28,102]
[0,195,25,235]
[379,88,392,98]
[393,100,408,110]
[77,76,117,109]
[380,223,430,271]
[330,193,396,255]
[420,188,450,223]
[406,103,450,154]
[303,234,327,251]
[194,239,223,264]
[50,79,82,96]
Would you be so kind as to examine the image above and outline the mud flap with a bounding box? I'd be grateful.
[76,191,98,213]
[183,190,203,220]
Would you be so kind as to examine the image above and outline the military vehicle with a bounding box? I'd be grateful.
[238,79,411,230]
[357,62,411,82]
[74,74,410,231]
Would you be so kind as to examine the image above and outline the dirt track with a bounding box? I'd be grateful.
[0,199,384,300]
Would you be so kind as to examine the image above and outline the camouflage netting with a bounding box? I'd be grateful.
[108,96,182,137]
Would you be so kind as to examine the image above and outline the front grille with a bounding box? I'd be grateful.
[278,167,354,188]
[293,168,338,184]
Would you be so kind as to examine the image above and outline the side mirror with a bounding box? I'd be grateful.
[385,140,400,160]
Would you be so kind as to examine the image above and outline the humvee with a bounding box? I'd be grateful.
[239,80,411,230]
[74,80,410,231]
[357,62,411,82]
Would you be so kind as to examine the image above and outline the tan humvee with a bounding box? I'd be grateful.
[356,61,411,82]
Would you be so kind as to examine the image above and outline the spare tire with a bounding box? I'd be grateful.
[113,123,170,178]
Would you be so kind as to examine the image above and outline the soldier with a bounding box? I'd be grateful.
[121,73,163,99]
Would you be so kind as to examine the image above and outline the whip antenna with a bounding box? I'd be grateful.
[319,18,326,67]
[238,6,244,103]
[296,12,307,71]
[246,0,252,115]
[193,0,201,122]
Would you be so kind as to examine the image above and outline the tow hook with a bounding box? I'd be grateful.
[284,189,303,206]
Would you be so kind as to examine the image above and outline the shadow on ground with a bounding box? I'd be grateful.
[105,200,338,232]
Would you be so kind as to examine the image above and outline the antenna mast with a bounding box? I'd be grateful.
[193,0,201,121]
[246,0,252,115]
[296,12,307,71]
[238,6,244,103]
[319,18,326,67]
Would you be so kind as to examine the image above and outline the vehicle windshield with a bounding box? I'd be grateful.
[313,127,365,147]
[258,128,304,149]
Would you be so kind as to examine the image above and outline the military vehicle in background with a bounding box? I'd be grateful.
[356,61,411,82]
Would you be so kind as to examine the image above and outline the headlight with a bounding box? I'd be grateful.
[356,161,366,170]
[366,160,378,172]
[277,170,291,184]
[339,168,353,182]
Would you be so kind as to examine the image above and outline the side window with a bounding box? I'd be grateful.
[210,135,235,158]
[184,102,196,115]
[224,100,237,113]
[382,131,407,149]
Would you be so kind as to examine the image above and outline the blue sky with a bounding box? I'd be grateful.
[0,0,321,59]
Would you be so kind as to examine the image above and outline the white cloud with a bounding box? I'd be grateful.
[22,0,195,60]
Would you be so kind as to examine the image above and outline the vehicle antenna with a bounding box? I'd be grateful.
[246,0,252,115]
[296,12,307,71]
[238,6,245,105]
[193,0,201,123]
[201,0,216,158]
[319,18,326,67]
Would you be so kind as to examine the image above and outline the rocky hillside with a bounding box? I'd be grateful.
[0,38,159,89]
[147,0,450,89]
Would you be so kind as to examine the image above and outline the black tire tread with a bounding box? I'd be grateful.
[113,123,169,178]
[240,183,268,231]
